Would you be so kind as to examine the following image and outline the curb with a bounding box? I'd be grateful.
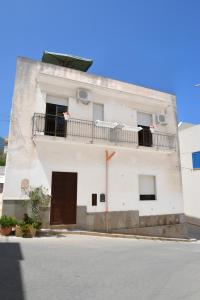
[38,229,197,242]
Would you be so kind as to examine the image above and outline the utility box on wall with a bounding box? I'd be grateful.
[100,193,105,202]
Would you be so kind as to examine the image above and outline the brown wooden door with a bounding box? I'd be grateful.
[50,172,77,225]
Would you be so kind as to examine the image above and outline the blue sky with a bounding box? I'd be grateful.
[1,0,200,137]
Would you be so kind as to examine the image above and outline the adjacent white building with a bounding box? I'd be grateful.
[0,166,5,216]
[3,52,185,237]
[179,122,200,225]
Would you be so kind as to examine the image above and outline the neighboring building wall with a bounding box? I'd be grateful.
[179,123,200,225]
[2,57,184,235]
[0,166,5,216]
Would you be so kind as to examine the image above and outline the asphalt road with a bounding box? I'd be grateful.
[0,235,200,300]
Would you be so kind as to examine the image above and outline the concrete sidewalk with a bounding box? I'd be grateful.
[38,228,197,242]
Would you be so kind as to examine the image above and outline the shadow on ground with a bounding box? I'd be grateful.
[0,242,24,300]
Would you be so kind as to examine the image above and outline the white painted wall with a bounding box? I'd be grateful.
[0,167,5,184]
[0,167,5,216]
[3,57,183,219]
[179,123,200,219]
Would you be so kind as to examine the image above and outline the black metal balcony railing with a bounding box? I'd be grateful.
[32,113,176,150]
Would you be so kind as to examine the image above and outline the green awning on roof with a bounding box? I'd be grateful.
[42,51,93,72]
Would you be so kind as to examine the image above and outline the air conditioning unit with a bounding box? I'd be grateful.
[156,114,167,125]
[77,88,90,105]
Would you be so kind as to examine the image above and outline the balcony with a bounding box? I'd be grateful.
[32,113,176,151]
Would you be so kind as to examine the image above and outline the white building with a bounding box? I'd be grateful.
[3,52,185,237]
[0,166,5,216]
[179,122,200,226]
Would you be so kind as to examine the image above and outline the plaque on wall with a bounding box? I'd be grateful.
[21,179,29,190]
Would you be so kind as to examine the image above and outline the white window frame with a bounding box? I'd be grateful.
[93,102,104,121]
[138,174,157,201]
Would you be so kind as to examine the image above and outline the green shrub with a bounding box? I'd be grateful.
[19,214,42,230]
[17,214,42,237]
[0,215,17,228]
[19,223,31,235]
[23,186,51,221]
[0,152,6,166]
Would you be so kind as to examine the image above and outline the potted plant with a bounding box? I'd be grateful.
[0,215,17,236]
[18,186,50,237]
[17,222,36,238]
[16,214,42,238]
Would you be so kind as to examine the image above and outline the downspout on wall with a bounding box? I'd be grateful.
[105,150,116,232]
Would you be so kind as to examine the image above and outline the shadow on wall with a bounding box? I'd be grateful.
[0,242,25,300]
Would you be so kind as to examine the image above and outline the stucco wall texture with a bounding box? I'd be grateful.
[179,124,200,223]
[3,57,184,231]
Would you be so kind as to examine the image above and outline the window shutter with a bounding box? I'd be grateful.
[93,103,104,121]
[139,175,156,200]
[137,112,152,126]
[192,151,200,169]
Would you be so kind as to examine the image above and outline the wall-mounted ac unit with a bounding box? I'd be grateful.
[77,88,90,105]
[156,114,167,125]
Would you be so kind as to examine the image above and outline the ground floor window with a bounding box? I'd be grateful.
[139,175,156,200]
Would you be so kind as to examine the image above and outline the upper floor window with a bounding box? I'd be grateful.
[93,103,104,121]
[192,151,200,169]
[137,112,153,147]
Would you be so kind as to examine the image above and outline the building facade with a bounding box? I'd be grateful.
[179,122,200,226]
[0,166,5,216]
[3,54,185,236]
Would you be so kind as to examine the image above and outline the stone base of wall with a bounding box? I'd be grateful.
[81,210,186,238]
[40,207,50,228]
[76,208,186,238]
[139,213,185,227]
[2,200,186,238]
[2,200,27,220]
[85,210,139,232]
[185,215,200,227]
[111,224,187,238]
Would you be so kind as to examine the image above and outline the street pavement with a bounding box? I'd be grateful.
[0,235,200,300]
